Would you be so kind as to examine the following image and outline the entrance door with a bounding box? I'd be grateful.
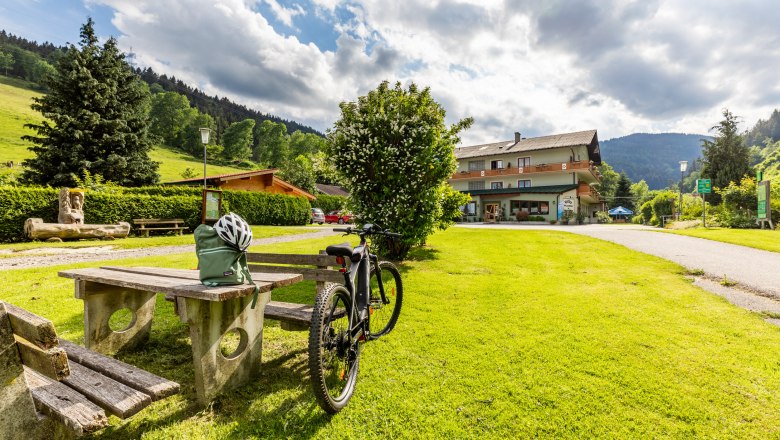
[485,203,498,223]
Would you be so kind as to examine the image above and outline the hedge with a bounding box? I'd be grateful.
[0,186,311,242]
[311,195,348,213]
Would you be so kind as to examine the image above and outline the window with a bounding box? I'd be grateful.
[468,160,485,171]
[464,201,476,215]
[517,179,531,188]
[490,160,503,170]
[517,157,531,168]
[510,200,550,214]
[468,181,485,190]
[490,181,503,189]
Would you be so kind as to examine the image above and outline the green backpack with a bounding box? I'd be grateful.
[194,224,259,308]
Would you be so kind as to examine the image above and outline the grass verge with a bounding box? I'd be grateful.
[1,228,779,438]
[659,227,780,253]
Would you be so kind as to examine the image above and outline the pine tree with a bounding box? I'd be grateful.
[21,19,159,186]
[701,109,750,204]
[613,172,634,211]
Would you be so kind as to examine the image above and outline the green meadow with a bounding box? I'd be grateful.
[660,227,780,253]
[2,228,779,439]
[0,76,249,182]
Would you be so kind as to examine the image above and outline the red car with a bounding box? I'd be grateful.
[325,210,353,224]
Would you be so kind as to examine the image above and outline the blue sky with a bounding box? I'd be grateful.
[2,0,780,145]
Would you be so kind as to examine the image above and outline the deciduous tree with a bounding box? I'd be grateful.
[221,119,255,161]
[21,19,158,186]
[327,81,472,259]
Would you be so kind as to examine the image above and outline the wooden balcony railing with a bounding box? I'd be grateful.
[577,182,601,200]
[451,161,599,180]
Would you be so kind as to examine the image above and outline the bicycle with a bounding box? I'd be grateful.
[308,223,404,414]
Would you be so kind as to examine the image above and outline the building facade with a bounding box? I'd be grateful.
[166,169,316,200]
[449,130,604,222]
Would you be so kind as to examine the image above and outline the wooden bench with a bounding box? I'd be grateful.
[247,251,346,331]
[133,218,188,237]
[0,301,179,438]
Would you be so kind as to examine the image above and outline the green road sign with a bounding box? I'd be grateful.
[758,180,770,220]
[697,179,712,194]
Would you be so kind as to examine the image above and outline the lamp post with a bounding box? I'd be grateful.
[199,128,211,189]
[679,160,688,220]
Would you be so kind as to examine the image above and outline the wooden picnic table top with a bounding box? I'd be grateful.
[58,266,303,302]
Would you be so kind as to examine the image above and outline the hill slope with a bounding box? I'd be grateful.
[601,133,710,189]
[0,77,249,183]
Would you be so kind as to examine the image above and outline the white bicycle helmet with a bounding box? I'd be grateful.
[214,212,253,251]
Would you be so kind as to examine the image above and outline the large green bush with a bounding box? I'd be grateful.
[0,185,310,242]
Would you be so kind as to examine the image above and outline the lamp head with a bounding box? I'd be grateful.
[199,128,211,144]
[679,160,688,172]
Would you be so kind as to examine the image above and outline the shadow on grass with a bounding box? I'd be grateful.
[404,246,440,262]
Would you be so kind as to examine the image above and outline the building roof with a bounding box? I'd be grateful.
[454,129,601,164]
[315,183,349,197]
[164,168,316,200]
[461,184,578,196]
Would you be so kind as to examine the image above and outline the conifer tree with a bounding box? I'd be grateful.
[22,19,159,186]
[701,109,750,204]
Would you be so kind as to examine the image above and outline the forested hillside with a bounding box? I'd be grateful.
[601,133,709,189]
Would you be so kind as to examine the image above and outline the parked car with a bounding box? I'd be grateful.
[311,208,325,224]
[325,210,353,224]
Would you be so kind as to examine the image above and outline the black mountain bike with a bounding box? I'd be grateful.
[308,223,403,414]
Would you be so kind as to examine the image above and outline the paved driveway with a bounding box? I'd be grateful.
[458,223,780,299]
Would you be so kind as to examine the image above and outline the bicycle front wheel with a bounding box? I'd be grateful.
[368,261,403,338]
[309,284,359,414]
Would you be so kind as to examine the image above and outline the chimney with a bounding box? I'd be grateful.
[514,132,522,143]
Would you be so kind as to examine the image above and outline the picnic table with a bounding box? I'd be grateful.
[58,266,303,404]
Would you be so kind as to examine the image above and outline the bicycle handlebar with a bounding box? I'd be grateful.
[332,226,402,239]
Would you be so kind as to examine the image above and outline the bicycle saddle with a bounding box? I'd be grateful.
[325,242,353,258]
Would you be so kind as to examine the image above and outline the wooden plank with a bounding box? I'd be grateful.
[63,360,152,418]
[248,264,343,283]
[24,366,109,436]
[15,335,69,381]
[100,266,303,289]
[133,227,187,231]
[264,301,346,325]
[247,252,339,267]
[59,268,272,301]
[3,302,59,349]
[59,339,180,401]
[133,219,184,224]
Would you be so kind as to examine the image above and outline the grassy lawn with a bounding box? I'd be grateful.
[2,228,780,438]
[0,225,323,254]
[660,227,780,253]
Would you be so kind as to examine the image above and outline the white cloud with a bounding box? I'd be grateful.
[91,0,780,143]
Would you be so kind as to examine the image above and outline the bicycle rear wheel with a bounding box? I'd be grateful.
[309,284,359,414]
[368,261,403,338]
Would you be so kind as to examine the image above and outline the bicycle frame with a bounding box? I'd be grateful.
[336,234,388,341]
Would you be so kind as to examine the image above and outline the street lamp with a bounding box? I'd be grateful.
[199,128,211,189]
[679,160,688,220]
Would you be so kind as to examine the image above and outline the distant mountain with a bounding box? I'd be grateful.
[600,133,711,189]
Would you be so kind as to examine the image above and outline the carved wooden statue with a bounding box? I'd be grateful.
[58,188,85,224]
[26,188,130,241]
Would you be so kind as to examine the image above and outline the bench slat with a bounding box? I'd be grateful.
[60,268,273,301]
[248,264,344,283]
[265,301,346,325]
[247,252,338,267]
[100,266,303,289]
[136,226,188,230]
[63,360,152,418]
[59,339,180,401]
[15,335,69,380]
[24,366,109,436]
[4,303,59,350]
[133,219,184,224]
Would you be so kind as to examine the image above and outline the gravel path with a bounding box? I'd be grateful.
[0,229,341,271]
[458,223,780,326]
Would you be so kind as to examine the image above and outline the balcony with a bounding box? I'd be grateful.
[451,161,600,182]
[577,182,601,203]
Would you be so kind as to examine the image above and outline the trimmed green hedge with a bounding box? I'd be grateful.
[0,186,311,242]
[312,195,347,213]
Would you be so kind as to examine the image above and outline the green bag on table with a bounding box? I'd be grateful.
[194,224,260,308]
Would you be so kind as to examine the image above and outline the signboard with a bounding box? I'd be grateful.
[202,189,223,223]
[697,179,712,194]
[758,180,770,220]
[562,198,575,211]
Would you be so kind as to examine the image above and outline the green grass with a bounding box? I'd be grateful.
[2,228,780,438]
[660,227,780,253]
[0,76,250,182]
[0,225,322,254]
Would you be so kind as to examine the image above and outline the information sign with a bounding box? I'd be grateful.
[697,179,712,194]
[202,189,223,223]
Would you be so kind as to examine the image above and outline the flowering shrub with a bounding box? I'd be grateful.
[326,81,473,259]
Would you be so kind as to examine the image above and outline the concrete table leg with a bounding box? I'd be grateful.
[76,281,157,355]
[179,291,270,404]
